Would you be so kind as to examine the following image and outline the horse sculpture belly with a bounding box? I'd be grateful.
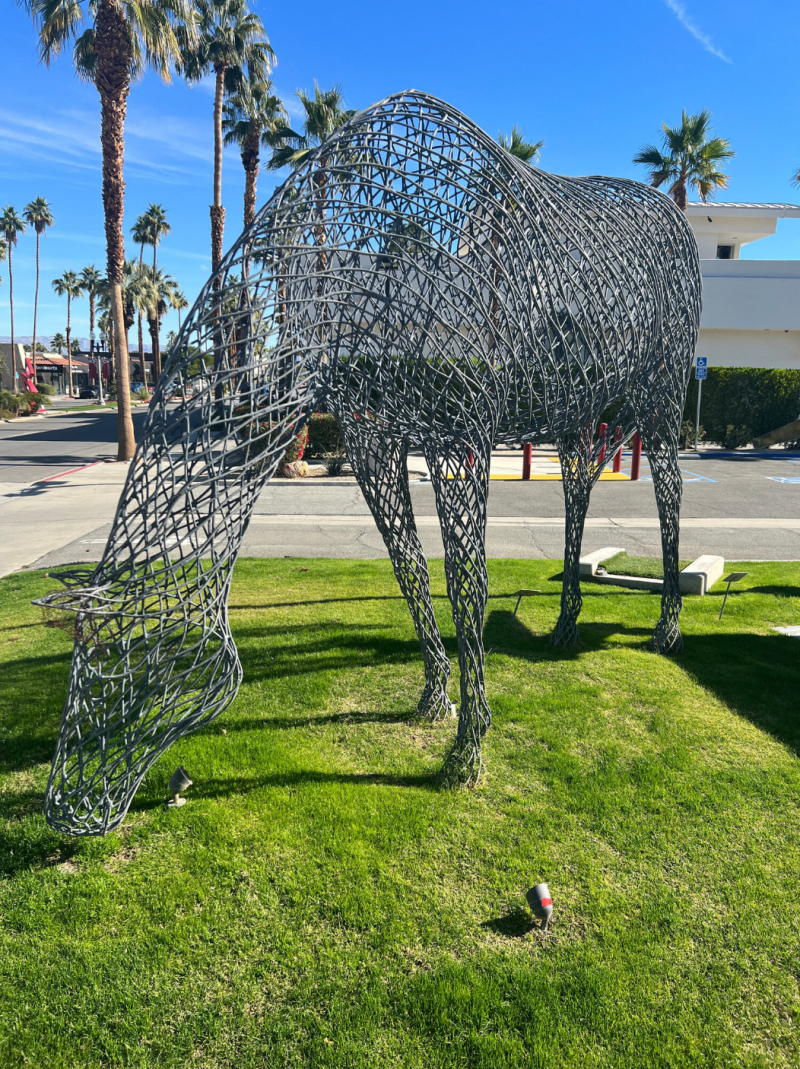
[37,91,701,835]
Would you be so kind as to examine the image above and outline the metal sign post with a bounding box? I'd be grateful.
[695,357,707,450]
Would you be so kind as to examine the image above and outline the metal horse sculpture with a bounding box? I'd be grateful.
[38,91,701,835]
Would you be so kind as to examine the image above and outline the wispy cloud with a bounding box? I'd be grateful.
[0,103,226,185]
[663,0,732,63]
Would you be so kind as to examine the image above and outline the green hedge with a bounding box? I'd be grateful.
[306,413,344,456]
[683,368,800,448]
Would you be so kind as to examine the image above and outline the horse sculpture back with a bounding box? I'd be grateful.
[38,91,701,835]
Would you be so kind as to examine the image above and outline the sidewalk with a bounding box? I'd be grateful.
[0,462,130,578]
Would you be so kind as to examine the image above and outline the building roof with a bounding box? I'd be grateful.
[34,353,69,366]
[686,202,800,218]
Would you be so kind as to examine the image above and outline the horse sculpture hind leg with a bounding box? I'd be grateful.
[342,424,453,720]
[424,435,492,787]
[551,426,598,649]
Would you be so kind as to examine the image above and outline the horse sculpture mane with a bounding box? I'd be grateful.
[38,91,701,835]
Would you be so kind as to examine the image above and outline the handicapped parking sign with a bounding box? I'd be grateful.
[695,357,708,380]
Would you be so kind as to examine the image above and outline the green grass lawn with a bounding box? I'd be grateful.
[1,559,799,1068]
[599,552,692,580]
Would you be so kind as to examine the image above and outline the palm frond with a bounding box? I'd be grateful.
[25,0,86,65]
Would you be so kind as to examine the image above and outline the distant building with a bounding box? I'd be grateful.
[686,203,800,370]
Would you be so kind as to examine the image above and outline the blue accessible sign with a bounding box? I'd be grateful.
[695,357,708,380]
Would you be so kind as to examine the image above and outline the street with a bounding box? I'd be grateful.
[1,407,799,575]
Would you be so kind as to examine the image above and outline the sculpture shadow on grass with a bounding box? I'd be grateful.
[127,769,437,816]
[228,590,543,612]
[678,633,800,757]
[744,585,800,600]
[483,609,800,758]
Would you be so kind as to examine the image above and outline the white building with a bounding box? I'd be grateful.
[685,202,800,370]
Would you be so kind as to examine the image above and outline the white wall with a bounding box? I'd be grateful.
[697,329,800,369]
[698,260,800,367]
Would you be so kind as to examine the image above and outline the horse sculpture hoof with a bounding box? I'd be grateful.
[549,619,581,649]
[650,624,683,656]
[437,741,482,789]
[417,682,455,722]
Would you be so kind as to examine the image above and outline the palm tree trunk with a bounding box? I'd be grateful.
[137,242,145,382]
[147,316,162,382]
[66,295,74,397]
[673,178,688,212]
[242,129,260,229]
[31,231,40,391]
[210,64,227,274]
[95,0,135,461]
[8,245,16,393]
[89,293,103,403]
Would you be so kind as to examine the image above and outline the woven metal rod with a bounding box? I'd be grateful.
[36,90,701,834]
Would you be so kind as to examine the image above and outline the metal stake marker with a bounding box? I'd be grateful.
[513,590,541,616]
[718,572,748,620]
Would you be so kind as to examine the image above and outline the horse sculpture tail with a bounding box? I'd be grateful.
[36,220,324,835]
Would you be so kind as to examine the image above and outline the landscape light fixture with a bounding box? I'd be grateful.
[526,883,553,931]
[167,766,193,808]
[718,572,748,620]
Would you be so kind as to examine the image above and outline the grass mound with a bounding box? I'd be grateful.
[1,560,799,1067]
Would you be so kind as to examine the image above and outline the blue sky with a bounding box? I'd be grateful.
[1,0,799,342]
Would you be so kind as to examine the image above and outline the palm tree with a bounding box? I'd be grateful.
[130,213,151,365]
[633,109,734,211]
[267,82,355,172]
[22,0,196,461]
[179,0,274,273]
[267,83,356,292]
[497,125,544,164]
[0,207,26,394]
[122,261,152,383]
[143,203,171,279]
[52,270,84,396]
[489,128,543,356]
[81,265,105,401]
[98,309,114,382]
[0,240,5,385]
[50,331,66,355]
[222,78,288,227]
[23,197,54,378]
[170,285,188,330]
[145,269,179,380]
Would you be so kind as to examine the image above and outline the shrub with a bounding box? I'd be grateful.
[0,390,17,418]
[683,368,800,448]
[0,390,46,418]
[35,381,56,396]
[324,456,346,477]
[306,413,343,456]
[281,425,308,467]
